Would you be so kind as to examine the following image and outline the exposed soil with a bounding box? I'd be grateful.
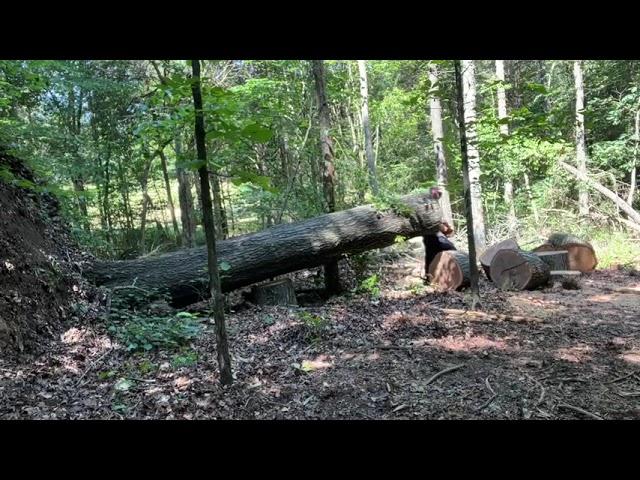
[0,152,92,356]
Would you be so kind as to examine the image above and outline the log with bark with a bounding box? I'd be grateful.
[533,250,570,271]
[478,238,520,281]
[490,250,551,291]
[533,232,597,272]
[87,193,443,306]
[428,250,471,291]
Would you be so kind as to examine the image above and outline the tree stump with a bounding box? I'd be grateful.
[490,250,551,291]
[428,250,471,291]
[478,238,520,281]
[251,278,298,306]
[549,270,581,290]
[534,250,570,271]
[533,233,597,272]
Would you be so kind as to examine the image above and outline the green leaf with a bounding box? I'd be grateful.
[219,261,231,271]
[176,160,206,170]
[497,117,511,125]
[114,378,134,391]
[241,123,274,143]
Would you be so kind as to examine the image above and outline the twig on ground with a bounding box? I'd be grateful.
[74,348,113,389]
[557,403,604,420]
[425,364,465,385]
[606,371,637,384]
[438,308,543,323]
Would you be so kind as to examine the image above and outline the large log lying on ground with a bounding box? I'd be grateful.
[428,250,471,291]
[490,250,551,291]
[87,193,442,306]
[533,250,570,271]
[533,232,597,272]
[478,238,520,281]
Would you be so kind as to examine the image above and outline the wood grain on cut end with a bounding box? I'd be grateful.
[490,250,551,291]
[428,250,471,291]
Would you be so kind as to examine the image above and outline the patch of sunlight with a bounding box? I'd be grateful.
[420,335,510,352]
[303,355,334,370]
[620,353,640,364]
[554,344,594,363]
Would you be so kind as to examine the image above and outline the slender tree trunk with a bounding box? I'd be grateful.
[255,142,273,228]
[629,110,639,206]
[374,124,380,166]
[454,60,481,309]
[312,60,341,296]
[461,60,486,251]
[523,172,540,224]
[139,153,154,255]
[496,60,516,226]
[428,63,453,225]
[175,135,196,247]
[191,59,232,386]
[574,60,589,216]
[158,150,181,246]
[358,60,379,196]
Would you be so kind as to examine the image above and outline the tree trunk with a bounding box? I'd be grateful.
[629,109,639,206]
[559,161,640,225]
[312,60,341,296]
[158,150,181,246]
[461,60,486,251]
[496,60,516,227]
[550,270,581,290]
[428,250,471,291]
[523,172,539,224]
[251,278,298,306]
[455,60,482,308]
[428,63,453,225]
[490,250,551,291]
[175,135,196,248]
[88,192,443,306]
[139,153,154,255]
[191,59,232,386]
[574,60,589,216]
[478,238,520,281]
[358,60,379,196]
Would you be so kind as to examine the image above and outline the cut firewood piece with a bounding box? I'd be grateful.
[534,250,570,271]
[549,270,581,290]
[251,278,298,306]
[428,250,471,291]
[490,250,551,291]
[478,238,520,281]
[533,232,598,272]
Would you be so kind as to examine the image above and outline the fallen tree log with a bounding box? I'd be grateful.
[533,232,597,272]
[428,250,471,291]
[559,161,640,225]
[87,193,442,306]
[490,250,551,291]
[478,238,520,281]
[534,250,570,271]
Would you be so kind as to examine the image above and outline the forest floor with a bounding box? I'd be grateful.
[2,250,640,420]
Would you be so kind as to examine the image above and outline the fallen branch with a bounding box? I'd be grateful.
[603,286,640,295]
[559,161,640,225]
[438,308,543,323]
[477,376,498,411]
[606,371,638,384]
[557,403,604,420]
[425,364,465,385]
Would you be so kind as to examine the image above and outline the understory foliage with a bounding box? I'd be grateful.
[1,60,639,266]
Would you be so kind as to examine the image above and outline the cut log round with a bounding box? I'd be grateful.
[478,238,520,281]
[490,250,551,291]
[428,250,471,291]
[534,250,570,271]
[549,270,581,290]
[251,278,298,306]
[87,192,443,307]
[533,233,598,272]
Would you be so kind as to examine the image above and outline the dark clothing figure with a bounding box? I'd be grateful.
[424,232,456,282]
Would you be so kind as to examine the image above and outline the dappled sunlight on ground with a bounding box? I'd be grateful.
[620,353,640,364]
[555,344,594,363]
[417,334,511,352]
